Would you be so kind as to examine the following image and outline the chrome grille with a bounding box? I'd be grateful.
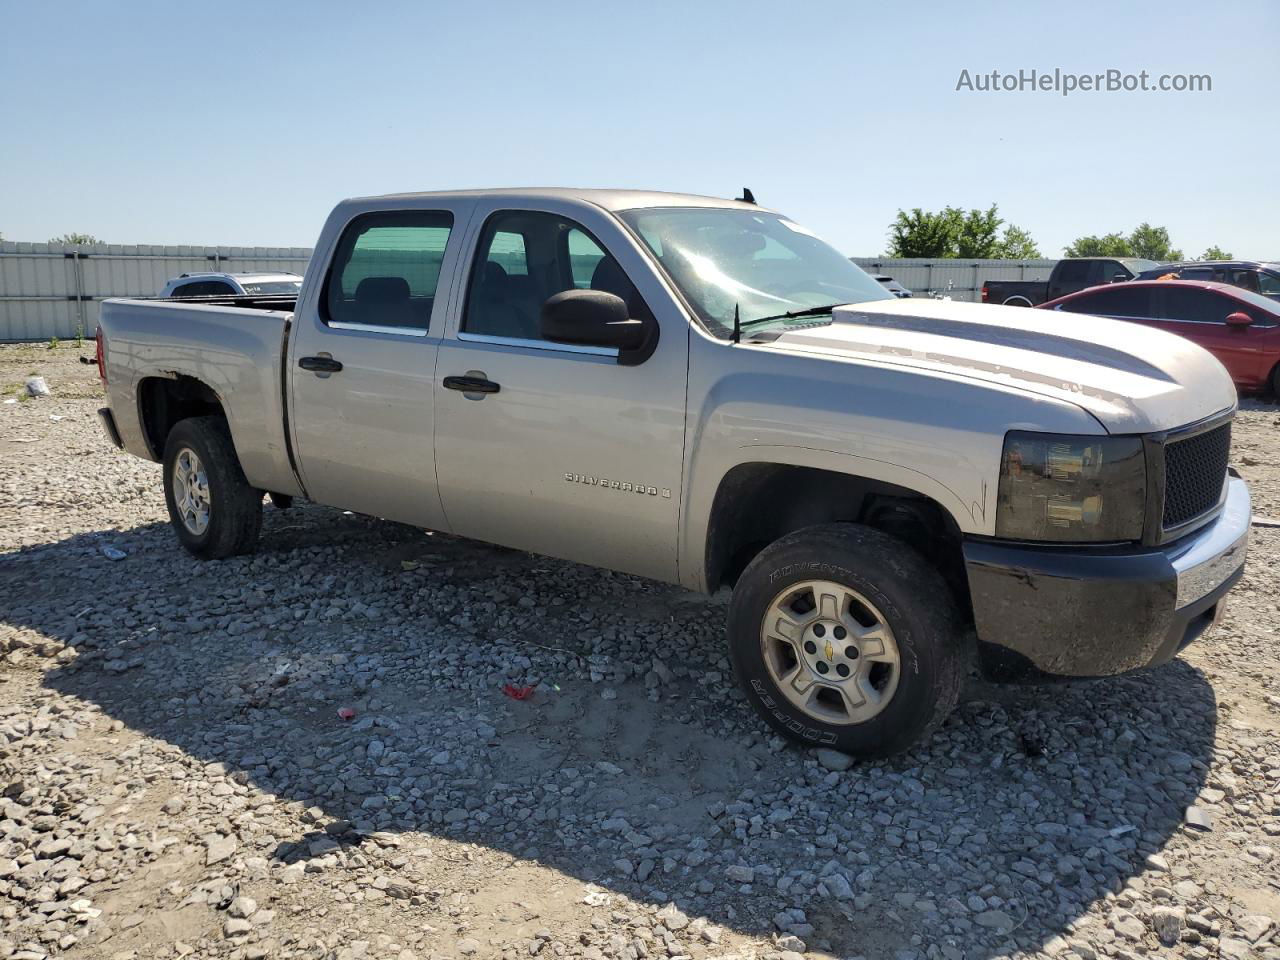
[1163,423,1231,529]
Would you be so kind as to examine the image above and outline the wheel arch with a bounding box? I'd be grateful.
[698,457,973,616]
[137,374,228,461]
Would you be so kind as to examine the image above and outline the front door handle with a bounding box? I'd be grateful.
[443,375,500,394]
[299,356,343,373]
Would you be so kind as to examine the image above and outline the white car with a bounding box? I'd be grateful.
[97,188,1251,758]
[161,272,303,298]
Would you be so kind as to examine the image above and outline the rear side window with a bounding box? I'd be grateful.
[1060,286,1153,316]
[1180,267,1215,283]
[325,211,454,332]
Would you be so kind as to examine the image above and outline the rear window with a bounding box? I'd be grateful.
[325,211,454,331]
[171,280,236,297]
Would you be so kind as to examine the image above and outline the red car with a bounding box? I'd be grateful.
[1040,279,1280,395]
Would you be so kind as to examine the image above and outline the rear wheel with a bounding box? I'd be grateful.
[728,523,962,759]
[163,417,262,560]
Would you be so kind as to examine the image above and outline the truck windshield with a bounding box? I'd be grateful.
[618,207,892,337]
[240,279,302,295]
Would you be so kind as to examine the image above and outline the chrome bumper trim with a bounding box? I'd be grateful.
[1171,475,1250,609]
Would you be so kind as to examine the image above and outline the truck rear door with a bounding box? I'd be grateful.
[288,201,473,528]
[432,200,687,583]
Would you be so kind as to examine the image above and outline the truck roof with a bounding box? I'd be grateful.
[175,272,302,281]
[350,187,765,213]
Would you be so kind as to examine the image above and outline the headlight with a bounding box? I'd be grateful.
[996,432,1146,542]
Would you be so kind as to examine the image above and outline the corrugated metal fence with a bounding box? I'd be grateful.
[0,240,1057,341]
[851,258,1059,303]
[0,241,312,341]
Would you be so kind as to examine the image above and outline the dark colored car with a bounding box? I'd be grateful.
[1040,279,1280,395]
[1134,260,1280,302]
[982,257,1159,307]
[870,274,912,298]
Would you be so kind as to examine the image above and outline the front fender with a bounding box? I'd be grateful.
[677,339,1105,591]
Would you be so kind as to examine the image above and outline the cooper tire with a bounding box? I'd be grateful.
[162,416,262,560]
[728,523,962,759]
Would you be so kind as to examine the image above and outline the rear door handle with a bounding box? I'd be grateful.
[299,356,343,373]
[443,375,500,394]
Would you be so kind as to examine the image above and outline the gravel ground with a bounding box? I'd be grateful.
[1,342,1279,960]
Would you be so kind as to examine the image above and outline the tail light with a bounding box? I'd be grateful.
[980,285,989,303]
[95,326,107,385]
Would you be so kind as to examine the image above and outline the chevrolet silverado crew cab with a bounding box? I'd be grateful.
[96,189,1251,758]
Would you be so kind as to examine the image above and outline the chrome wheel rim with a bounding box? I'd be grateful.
[172,447,211,535]
[760,579,901,725]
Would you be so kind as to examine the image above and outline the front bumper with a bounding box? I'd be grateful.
[965,475,1250,680]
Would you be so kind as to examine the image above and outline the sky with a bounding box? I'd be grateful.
[2,0,1277,259]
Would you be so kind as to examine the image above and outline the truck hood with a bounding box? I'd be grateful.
[767,297,1236,433]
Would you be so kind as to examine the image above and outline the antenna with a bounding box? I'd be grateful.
[737,187,756,204]
[731,303,741,344]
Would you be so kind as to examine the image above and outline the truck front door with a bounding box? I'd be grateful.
[288,202,472,529]
[432,203,687,583]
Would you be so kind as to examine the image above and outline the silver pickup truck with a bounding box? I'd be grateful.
[96,188,1251,758]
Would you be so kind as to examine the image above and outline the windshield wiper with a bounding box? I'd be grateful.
[732,302,850,342]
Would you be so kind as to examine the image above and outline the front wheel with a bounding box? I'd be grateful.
[162,417,262,560]
[728,523,963,759]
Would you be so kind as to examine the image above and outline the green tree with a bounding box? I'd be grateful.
[997,224,1042,259]
[954,205,1004,258]
[1064,224,1186,260]
[887,208,955,258]
[888,204,1039,259]
[1064,232,1133,257]
[1197,245,1233,261]
[1127,223,1182,261]
[49,232,98,245]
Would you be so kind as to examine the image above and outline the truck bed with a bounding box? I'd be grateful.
[97,297,301,497]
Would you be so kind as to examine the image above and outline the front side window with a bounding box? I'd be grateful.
[617,207,890,337]
[1257,270,1280,298]
[1160,288,1234,324]
[325,210,453,331]
[1098,260,1133,282]
[1055,260,1091,284]
[463,210,648,342]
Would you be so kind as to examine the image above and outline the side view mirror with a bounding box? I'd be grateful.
[541,289,649,352]
[1226,311,1253,329]
[1111,273,1129,283]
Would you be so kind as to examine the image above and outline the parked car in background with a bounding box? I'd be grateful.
[982,257,1159,307]
[162,272,303,298]
[1041,279,1280,395]
[1134,260,1280,302]
[870,274,912,298]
